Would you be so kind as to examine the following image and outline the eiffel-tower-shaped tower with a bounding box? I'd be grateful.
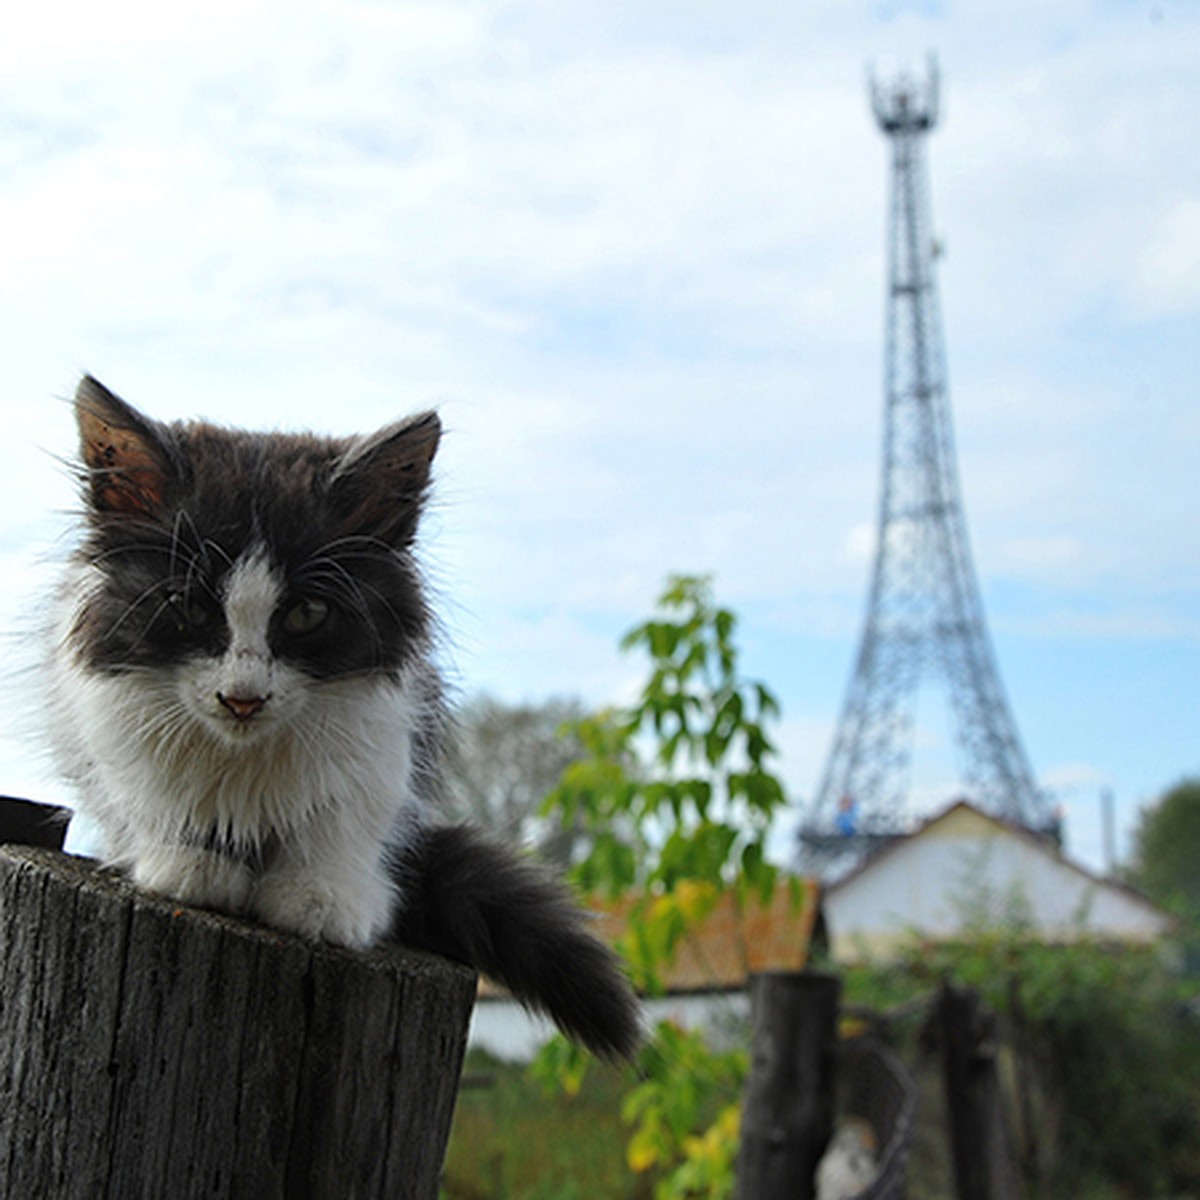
[803,62,1049,858]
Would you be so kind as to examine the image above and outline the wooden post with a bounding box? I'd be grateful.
[938,981,1019,1200]
[0,845,477,1200]
[735,970,841,1200]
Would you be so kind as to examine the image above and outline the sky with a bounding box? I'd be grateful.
[0,0,1196,874]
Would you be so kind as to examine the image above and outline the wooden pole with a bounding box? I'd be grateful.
[735,970,841,1200]
[939,983,991,1200]
[938,981,1019,1200]
[0,845,476,1200]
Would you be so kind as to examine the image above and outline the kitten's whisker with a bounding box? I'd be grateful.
[89,539,176,568]
[300,560,377,613]
[182,550,211,605]
[297,558,404,659]
[101,578,177,644]
[169,511,189,581]
[308,534,401,565]
[173,513,222,598]
[201,536,234,573]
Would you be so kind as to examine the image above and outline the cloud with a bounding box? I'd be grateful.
[1131,198,1200,316]
[993,535,1083,576]
[0,0,261,68]
[843,522,877,566]
[999,607,1200,644]
[0,0,1196,846]
[1041,761,1110,796]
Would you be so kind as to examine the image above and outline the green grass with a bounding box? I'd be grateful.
[440,1052,650,1200]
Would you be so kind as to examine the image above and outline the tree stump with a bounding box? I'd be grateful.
[0,845,476,1200]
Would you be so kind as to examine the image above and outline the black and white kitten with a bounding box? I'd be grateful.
[44,375,639,1060]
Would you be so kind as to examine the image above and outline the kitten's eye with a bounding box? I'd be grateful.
[282,597,330,636]
[168,592,213,632]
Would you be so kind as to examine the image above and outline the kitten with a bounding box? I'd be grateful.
[43,375,639,1061]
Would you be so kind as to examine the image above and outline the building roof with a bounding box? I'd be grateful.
[478,876,824,1000]
[596,878,824,994]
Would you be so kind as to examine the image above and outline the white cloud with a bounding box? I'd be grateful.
[993,535,1083,576]
[1131,197,1200,316]
[843,522,877,566]
[0,0,262,68]
[0,0,1197,832]
[1041,761,1110,796]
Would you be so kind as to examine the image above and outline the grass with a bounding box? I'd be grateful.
[440,1051,650,1200]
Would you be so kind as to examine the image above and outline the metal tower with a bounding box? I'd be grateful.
[803,62,1049,857]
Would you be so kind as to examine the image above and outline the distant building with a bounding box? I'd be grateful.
[470,878,826,1060]
[822,799,1176,962]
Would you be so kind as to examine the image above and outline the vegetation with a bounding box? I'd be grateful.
[1129,777,1200,928]
[850,936,1200,1198]
[445,939,1200,1200]
[442,1051,639,1200]
[536,574,789,1198]
[441,580,1200,1199]
[445,694,593,867]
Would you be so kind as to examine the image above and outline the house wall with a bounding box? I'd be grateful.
[469,990,751,1062]
[824,807,1173,961]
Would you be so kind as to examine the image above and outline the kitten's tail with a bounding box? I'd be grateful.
[388,823,641,1061]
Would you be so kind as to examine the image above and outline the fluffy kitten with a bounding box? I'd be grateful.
[44,375,639,1060]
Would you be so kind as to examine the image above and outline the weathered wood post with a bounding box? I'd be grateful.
[938,981,1019,1200]
[735,970,841,1200]
[0,845,476,1200]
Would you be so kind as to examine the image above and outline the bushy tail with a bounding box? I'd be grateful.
[388,823,641,1061]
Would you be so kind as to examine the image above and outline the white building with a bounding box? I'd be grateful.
[470,879,826,1061]
[823,799,1176,962]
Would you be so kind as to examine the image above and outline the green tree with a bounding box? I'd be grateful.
[444,694,592,868]
[535,574,793,1198]
[1128,777,1200,924]
[546,574,785,986]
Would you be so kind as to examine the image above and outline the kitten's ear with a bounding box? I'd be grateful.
[74,376,172,518]
[329,411,440,542]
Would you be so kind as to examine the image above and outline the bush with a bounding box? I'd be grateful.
[849,938,1200,1197]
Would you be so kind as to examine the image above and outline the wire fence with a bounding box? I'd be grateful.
[841,1036,920,1199]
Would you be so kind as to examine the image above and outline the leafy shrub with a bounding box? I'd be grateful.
[537,575,790,1198]
[852,937,1200,1197]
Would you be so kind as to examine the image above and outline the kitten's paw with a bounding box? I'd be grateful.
[250,867,394,950]
[133,845,254,915]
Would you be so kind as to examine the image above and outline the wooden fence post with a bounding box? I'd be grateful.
[937,982,1019,1200]
[0,845,476,1200]
[735,970,841,1200]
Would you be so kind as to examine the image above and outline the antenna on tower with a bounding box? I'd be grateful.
[869,53,939,132]
[798,59,1050,874]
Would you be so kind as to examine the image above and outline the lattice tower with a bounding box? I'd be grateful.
[802,62,1049,860]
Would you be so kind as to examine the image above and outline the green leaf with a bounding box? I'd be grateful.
[537,573,791,1191]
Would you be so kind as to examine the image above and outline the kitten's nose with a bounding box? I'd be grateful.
[217,692,269,721]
